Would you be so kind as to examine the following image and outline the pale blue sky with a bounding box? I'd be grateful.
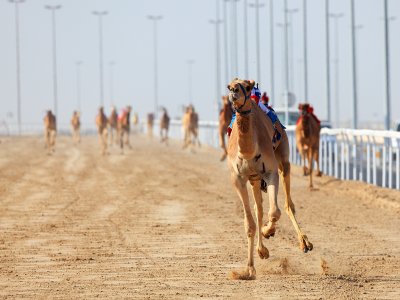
[0,0,399,128]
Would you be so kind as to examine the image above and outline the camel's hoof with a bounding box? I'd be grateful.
[230,266,256,280]
[316,171,323,177]
[300,236,313,253]
[257,246,269,259]
[220,154,227,162]
[261,224,276,239]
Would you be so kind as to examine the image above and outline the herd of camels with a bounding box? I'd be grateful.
[44,77,323,280]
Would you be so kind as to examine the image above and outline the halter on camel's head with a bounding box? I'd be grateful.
[227,78,255,115]
[298,103,312,117]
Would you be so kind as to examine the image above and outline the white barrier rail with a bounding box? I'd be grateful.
[168,121,400,190]
[2,120,399,190]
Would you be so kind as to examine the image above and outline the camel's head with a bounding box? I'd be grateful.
[299,103,311,116]
[99,106,104,114]
[126,105,132,113]
[227,78,255,109]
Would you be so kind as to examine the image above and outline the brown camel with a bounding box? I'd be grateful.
[295,103,322,189]
[117,106,132,153]
[108,106,118,146]
[70,111,81,144]
[147,113,155,138]
[227,78,312,280]
[96,106,108,155]
[182,105,200,149]
[44,110,57,154]
[218,95,233,161]
[160,107,170,145]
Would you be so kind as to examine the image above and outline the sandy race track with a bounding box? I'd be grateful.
[0,135,399,299]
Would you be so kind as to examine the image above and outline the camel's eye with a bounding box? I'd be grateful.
[234,88,239,93]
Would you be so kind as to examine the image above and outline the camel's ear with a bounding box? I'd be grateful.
[226,85,231,90]
[245,80,255,92]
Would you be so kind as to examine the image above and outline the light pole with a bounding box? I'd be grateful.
[350,0,357,129]
[109,61,115,106]
[286,8,298,94]
[303,0,308,103]
[9,0,25,135]
[228,0,240,77]
[329,13,344,127]
[283,0,290,125]
[186,60,195,104]
[75,61,83,112]
[223,0,230,83]
[210,19,223,112]
[45,4,62,118]
[92,10,108,107]
[147,15,163,118]
[243,0,249,78]
[249,1,264,83]
[269,0,275,102]
[383,0,394,130]
[325,0,331,124]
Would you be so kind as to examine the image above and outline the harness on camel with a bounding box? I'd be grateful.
[227,83,285,150]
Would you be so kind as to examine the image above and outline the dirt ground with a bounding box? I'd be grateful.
[0,135,399,299]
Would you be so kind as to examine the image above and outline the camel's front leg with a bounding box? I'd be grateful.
[231,174,256,280]
[261,169,281,239]
[308,149,314,189]
[313,146,322,176]
[250,182,269,260]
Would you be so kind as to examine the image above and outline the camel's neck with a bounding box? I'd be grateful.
[236,112,256,159]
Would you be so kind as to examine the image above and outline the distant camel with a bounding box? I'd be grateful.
[160,107,170,145]
[147,113,155,138]
[108,106,118,146]
[227,78,312,280]
[96,106,108,155]
[218,96,233,161]
[44,110,57,154]
[71,111,81,144]
[117,106,132,153]
[182,105,200,149]
[296,103,322,189]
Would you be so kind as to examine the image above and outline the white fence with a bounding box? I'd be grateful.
[168,120,400,190]
[2,120,399,190]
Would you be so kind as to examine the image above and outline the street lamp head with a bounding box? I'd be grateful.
[45,4,62,10]
[92,11,108,16]
[147,15,163,21]
[9,0,26,3]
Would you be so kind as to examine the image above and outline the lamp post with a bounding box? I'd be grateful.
[243,0,249,78]
[249,1,264,83]
[92,10,108,107]
[325,0,331,124]
[303,0,308,103]
[210,19,223,112]
[223,0,230,83]
[9,0,25,135]
[329,13,344,127]
[269,0,275,102]
[286,8,298,93]
[383,0,395,130]
[147,15,163,118]
[75,61,83,112]
[283,0,289,125]
[109,61,115,106]
[186,60,195,104]
[45,4,62,118]
[350,0,357,129]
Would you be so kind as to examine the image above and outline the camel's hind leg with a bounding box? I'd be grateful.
[260,169,281,239]
[219,129,227,161]
[308,149,314,189]
[313,147,322,176]
[231,175,256,280]
[280,159,313,253]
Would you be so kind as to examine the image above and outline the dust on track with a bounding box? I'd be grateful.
[0,136,399,299]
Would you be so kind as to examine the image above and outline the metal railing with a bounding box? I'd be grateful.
[168,121,400,190]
